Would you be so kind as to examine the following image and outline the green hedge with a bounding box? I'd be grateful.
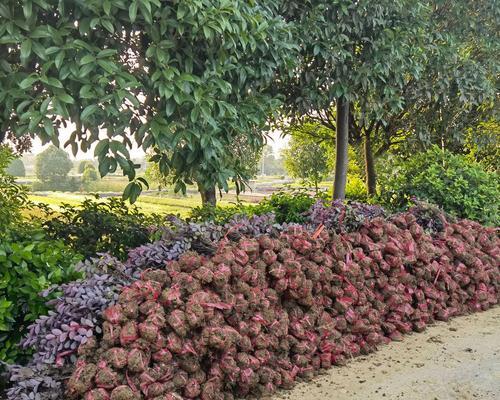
[377,146,499,225]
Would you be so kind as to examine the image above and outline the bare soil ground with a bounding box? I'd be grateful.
[274,307,500,400]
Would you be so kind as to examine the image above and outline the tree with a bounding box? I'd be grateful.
[463,119,499,172]
[144,155,173,192]
[276,0,429,198]
[35,145,73,184]
[6,157,25,177]
[275,1,498,197]
[147,134,263,197]
[82,164,99,190]
[0,1,295,205]
[78,160,94,174]
[345,0,499,194]
[282,134,329,193]
[260,145,285,176]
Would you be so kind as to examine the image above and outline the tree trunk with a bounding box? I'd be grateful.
[364,131,376,196]
[199,185,217,207]
[333,97,349,200]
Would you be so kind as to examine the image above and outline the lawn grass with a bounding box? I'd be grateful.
[27,192,253,217]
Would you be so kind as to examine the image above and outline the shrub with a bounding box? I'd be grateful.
[0,147,28,231]
[345,175,368,202]
[0,229,82,364]
[254,190,323,224]
[31,176,81,192]
[377,146,499,225]
[40,196,162,260]
[188,203,259,225]
[190,191,327,225]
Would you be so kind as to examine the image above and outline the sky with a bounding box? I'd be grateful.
[28,127,289,160]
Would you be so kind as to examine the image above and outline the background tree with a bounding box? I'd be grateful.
[81,164,99,190]
[260,145,285,176]
[6,157,25,177]
[78,160,94,174]
[35,145,73,184]
[144,155,173,192]
[282,134,329,193]
[0,0,295,205]
[275,0,498,197]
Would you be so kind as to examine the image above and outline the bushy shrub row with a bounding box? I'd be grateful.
[39,196,163,260]
[189,190,323,225]
[31,176,82,192]
[377,146,499,226]
[0,148,83,366]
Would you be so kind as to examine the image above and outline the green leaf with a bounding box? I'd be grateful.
[19,75,38,89]
[129,182,141,203]
[122,181,142,203]
[57,93,74,104]
[137,177,149,190]
[45,46,60,55]
[40,97,51,113]
[43,118,54,136]
[79,54,95,65]
[129,1,138,22]
[23,1,33,19]
[97,49,117,58]
[101,19,114,34]
[54,51,65,69]
[20,39,32,60]
[97,59,116,73]
[123,181,133,200]
[103,0,111,15]
[98,156,111,177]
[79,85,94,99]
[94,138,110,157]
[81,104,99,121]
[47,77,63,88]
[165,101,175,117]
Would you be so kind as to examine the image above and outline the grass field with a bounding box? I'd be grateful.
[28,192,253,217]
[24,175,331,217]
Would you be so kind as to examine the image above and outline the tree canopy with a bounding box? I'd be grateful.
[0,0,497,201]
[0,0,295,203]
[282,132,329,193]
[35,145,73,183]
[6,157,25,177]
[275,0,498,196]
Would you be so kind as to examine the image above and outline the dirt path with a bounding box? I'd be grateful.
[274,307,500,400]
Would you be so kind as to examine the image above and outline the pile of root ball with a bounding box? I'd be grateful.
[67,213,499,400]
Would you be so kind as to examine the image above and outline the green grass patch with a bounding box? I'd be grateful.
[27,192,252,217]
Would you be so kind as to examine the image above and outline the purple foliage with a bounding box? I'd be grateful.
[4,363,66,400]
[307,199,385,232]
[4,212,285,398]
[21,273,127,367]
